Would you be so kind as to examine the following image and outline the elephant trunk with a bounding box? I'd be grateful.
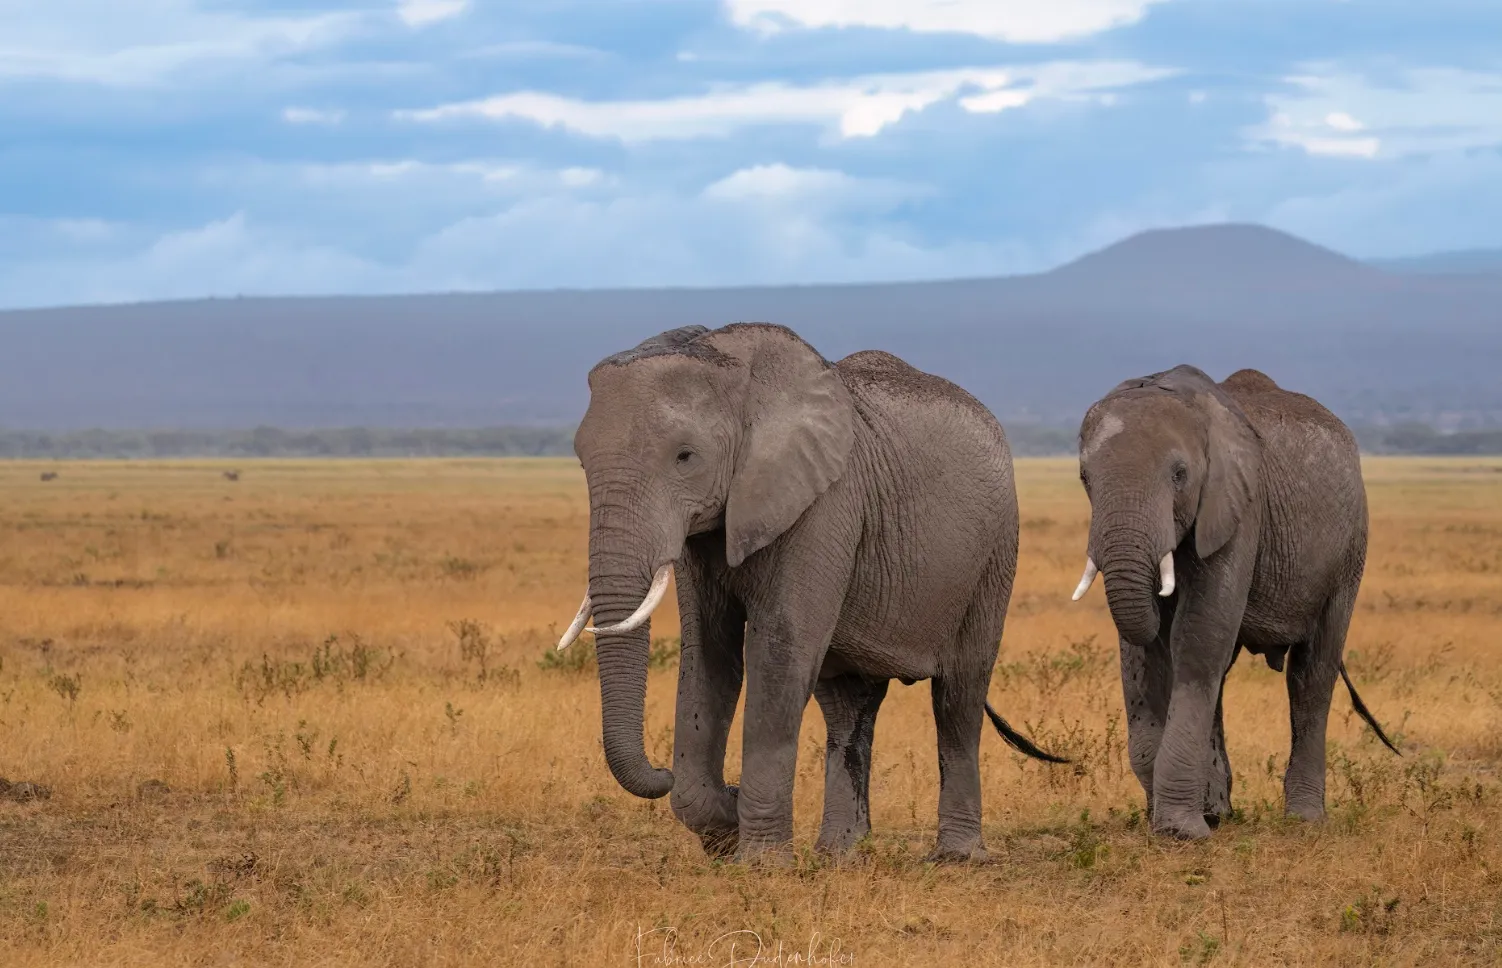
[1091,510,1171,648]
[591,581,674,799]
[587,493,677,800]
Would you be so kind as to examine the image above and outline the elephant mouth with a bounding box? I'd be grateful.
[1070,552,1175,602]
[555,562,674,651]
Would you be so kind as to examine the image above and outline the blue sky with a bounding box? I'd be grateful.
[1,0,1500,308]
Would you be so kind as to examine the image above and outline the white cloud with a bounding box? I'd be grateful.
[399,60,1173,141]
[559,167,604,187]
[702,164,924,214]
[725,0,1171,43]
[704,164,856,200]
[399,189,1016,293]
[397,0,468,28]
[0,214,382,308]
[53,218,123,243]
[1251,67,1502,160]
[1262,152,1502,259]
[282,107,346,126]
[0,215,127,251]
[460,40,605,60]
[1261,112,1381,158]
[291,159,601,191]
[0,1,359,86]
[0,167,1016,308]
[1324,111,1364,132]
[957,88,1032,114]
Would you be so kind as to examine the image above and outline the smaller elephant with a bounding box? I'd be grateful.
[1071,365,1397,839]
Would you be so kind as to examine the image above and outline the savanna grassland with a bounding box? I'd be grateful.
[0,457,1499,967]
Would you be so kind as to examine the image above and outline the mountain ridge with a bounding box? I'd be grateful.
[2,223,1498,433]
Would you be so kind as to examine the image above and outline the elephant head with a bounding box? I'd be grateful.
[1072,365,1262,646]
[556,323,856,799]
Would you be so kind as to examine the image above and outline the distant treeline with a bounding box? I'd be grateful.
[0,423,1498,459]
[1351,423,1502,456]
[0,426,575,459]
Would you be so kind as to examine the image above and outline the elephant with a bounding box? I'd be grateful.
[556,322,1063,865]
[1070,364,1398,839]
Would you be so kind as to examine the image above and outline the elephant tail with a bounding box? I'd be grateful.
[983,702,1070,764]
[1339,661,1401,756]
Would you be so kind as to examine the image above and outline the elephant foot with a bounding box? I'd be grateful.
[813,840,860,861]
[813,845,870,868]
[814,822,871,859]
[731,842,795,869]
[673,784,741,860]
[924,842,990,865]
[1203,788,1232,829]
[1284,770,1326,823]
[1151,810,1213,841]
[696,829,739,860]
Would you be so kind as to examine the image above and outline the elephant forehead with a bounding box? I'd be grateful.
[590,355,725,399]
[1080,413,1126,460]
[581,358,734,436]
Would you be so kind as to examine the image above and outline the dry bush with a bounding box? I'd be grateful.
[0,456,1498,966]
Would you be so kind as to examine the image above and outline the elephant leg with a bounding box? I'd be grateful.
[927,672,992,863]
[668,546,746,858]
[734,607,840,865]
[813,674,889,856]
[1151,554,1250,840]
[1203,656,1235,827]
[1283,587,1353,822]
[1120,596,1174,814]
[926,577,1006,865]
[669,592,744,859]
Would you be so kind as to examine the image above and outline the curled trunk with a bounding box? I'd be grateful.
[1102,555,1162,647]
[586,480,677,800]
[589,576,674,799]
[1092,514,1168,647]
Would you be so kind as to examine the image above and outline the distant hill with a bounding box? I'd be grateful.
[1051,223,1380,290]
[2,224,1499,435]
[1369,248,1502,276]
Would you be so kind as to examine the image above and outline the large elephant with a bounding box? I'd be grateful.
[556,323,1062,865]
[1071,364,1398,839]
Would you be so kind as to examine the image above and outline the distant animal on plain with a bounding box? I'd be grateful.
[40,472,58,482]
[1071,364,1398,840]
[223,470,240,481]
[556,322,1063,866]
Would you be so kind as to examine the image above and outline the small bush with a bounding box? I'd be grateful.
[233,634,395,705]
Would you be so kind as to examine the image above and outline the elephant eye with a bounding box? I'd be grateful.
[1171,463,1188,490]
[676,449,694,464]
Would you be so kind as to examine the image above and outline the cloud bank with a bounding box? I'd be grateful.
[2,0,1500,308]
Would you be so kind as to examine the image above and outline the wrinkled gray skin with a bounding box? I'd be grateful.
[1077,365,1397,840]
[573,323,1053,865]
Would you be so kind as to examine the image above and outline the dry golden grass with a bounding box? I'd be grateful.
[1,456,1499,966]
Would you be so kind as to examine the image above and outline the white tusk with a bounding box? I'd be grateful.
[1158,552,1176,597]
[586,563,673,636]
[1071,557,1099,601]
[556,593,592,650]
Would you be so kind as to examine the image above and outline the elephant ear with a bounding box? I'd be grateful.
[1195,390,1263,559]
[719,328,855,568]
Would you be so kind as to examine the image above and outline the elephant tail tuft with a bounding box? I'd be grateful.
[1339,662,1401,755]
[984,702,1070,764]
